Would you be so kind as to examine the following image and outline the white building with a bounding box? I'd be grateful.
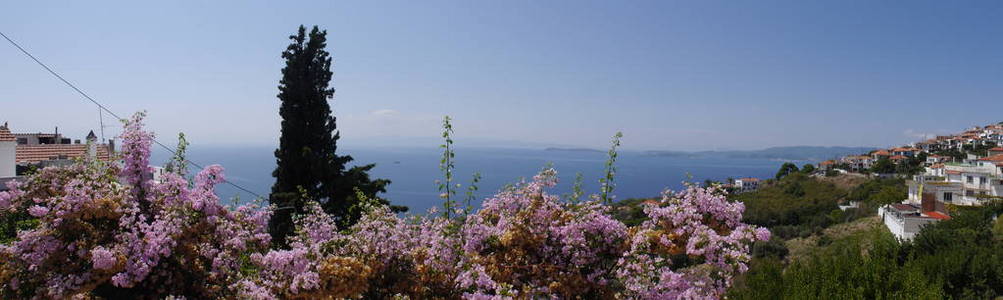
[914,153,1003,206]
[878,203,949,241]
[734,177,760,193]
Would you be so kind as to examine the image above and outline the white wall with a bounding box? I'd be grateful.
[0,141,14,177]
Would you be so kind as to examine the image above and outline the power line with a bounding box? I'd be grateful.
[0,30,266,200]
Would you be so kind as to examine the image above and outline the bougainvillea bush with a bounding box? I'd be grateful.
[0,113,769,299]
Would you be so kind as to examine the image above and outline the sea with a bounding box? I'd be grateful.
[151,146,792,214]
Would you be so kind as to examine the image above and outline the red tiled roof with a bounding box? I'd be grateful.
[0,127,14,142]
[820,160,835,165]
[929,163,944,169]
[924,211,951,220]
[873,150,890,156]
[738,177,760,182]
[891,204,918,212]
[892,147,914,152]
[946,170,962,175]
[989,147,1003,151]
[12,133,58,138]
[979,154,1003,162]
[15,144,112,163]
[890,155,908,160]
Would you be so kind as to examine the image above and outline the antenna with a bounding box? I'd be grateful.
[99,106,106,142]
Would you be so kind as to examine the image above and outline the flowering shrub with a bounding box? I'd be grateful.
[0,113,271,298]
[458,169,628,298]
[0,112,769,299]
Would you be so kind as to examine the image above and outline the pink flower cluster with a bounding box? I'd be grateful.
[0,113,272,298]
[0,112,769,299]
[615,185,771,299]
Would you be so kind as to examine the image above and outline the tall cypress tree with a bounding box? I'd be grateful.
[269,25,399,247]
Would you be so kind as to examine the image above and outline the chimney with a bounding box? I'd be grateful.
[86,130,98,160]
[0,125,16,177]
[108,139,115,154]
[920,192,946,213]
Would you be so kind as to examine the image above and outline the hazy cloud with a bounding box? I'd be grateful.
[370,109,399,117]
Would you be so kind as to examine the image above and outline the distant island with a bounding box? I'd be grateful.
[644,146,877,161]
[544,147,605,153]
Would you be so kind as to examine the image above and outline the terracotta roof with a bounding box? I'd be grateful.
[989,147,1003,151]
[12,133,58,138]
[924,211,951,220]
[0,127,13,142]
[738,177,760,182]
[946,170,962,175]
[929,163,944,169]
[15,144,112,163]
[890,155,908,160]
[892,147,914,152]
[891,204,919,212]
[978,154,1003,162]
[873,150,890,156]
[820,160,835,165]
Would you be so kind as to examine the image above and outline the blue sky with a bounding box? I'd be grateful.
[1,1,1001,151]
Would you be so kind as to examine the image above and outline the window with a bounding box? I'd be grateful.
[967,176,974,183]
[980,177,987,185]
[966,190,975,197]
[944,192,953,202]
[16,138,26,144]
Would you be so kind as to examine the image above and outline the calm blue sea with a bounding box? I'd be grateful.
[151,146,790,214]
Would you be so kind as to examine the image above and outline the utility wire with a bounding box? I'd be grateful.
[0,30,266,200]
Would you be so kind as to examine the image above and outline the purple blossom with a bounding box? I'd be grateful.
[90,246,117,270]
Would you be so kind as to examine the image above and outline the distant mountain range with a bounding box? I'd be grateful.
[643,146,876,161]
[544,147,605,153]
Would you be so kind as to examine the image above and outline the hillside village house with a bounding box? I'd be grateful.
[879,203,950,241]
[840,155,873,172]
[890,147,916,157]
[871,150,890,161]
[0,123,114,191]
[734,177,761,193]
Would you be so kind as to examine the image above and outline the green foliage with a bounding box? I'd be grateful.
[847,177,907,210]
[568,172,584,203]
[870,156,896,174]
[734,205,1003,298]
[775,162,800,180]
[800,163,816,174]
[734,173,844,238]
[751,237,790,260]
[439,115,457,218]
[599,132,622,205]
[963,142,998,157]
[464,172,481,217]
[610,198,651,227]
[727,257,785,300]
[0,212,37,245]
[163,132,189,177]
[269,25,393,247]
[895,154,927,175]
[782,229,942,299]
